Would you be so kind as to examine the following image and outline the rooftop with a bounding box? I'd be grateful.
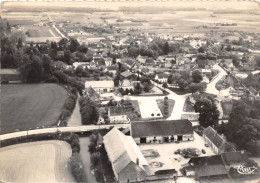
[189,155,228,178]
[103,128,148,175]
[131,119,193,138]
[203,126,236,152]
[85,80,114,88]
[121,70,133,78]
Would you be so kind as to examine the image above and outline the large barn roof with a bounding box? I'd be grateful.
[189,155,228,178]
[203,126,236,152]
[131,119,193,138]
[103,128,147,176]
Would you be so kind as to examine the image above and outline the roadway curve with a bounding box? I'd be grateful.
[205,64,228,95]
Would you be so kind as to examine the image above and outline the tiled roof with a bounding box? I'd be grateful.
[103,128,148,175]
[203,126,236,152]
[131,119,193,138]
[189,155,228,178]
[121,71,133,78]
[221,151,248,166]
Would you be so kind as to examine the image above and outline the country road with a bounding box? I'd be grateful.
[0,124,130,141]
[205,64,228,95]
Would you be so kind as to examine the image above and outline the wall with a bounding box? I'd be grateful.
[109,115,128,123]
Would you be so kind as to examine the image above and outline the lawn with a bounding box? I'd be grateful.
[221,101,233,119]
[183,98,195,112]
[156,99,175,118]
[1,84,68,134]
[0,140,74,183]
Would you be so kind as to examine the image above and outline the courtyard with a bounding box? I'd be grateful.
[138,132,215,175]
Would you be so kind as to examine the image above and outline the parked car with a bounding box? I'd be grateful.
[205,144,209,147]
[202,149,206,154]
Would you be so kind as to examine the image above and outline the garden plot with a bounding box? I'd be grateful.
[0,140,74,183]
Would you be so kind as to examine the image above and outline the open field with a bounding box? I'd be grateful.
[26,26,60,37]
[0,140,74,183]
[1,84,68,134]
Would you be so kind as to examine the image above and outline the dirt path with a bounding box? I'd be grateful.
[67,96,82,126]
[79,137,97,183]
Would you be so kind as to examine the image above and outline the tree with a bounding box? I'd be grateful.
[162,83,168,89]
[78,44,88,53]
[79,97,99,125]
[58,38,69,51]
[194,97,220,128]
[63,50,72,65]
[192,70,203,83]
[143,82,150,92]
[226,45,232,51]
[232,55,239,67]
[163,42,170,55]
[19,55,43,83]
[198,46,205,53]
[177,78,189,91]
[69,38,80,53]
[242,53,249,69]
[134,83,142,94]
[17,38,23,50]
[113,75,120,87]
[91,152,101,167]
[188,83,199,93]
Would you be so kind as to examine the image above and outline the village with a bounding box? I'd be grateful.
[1,1,260,183]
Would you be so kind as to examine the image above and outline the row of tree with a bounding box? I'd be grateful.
[79,97,99,125]
[167,70,206,93]
[218,99,260,155]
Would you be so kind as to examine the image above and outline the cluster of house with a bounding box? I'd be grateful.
[103,122,258,182]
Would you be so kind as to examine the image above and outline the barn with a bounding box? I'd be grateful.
[131,119,194,144]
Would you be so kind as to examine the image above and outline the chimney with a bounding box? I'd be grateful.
[136,158,139,166]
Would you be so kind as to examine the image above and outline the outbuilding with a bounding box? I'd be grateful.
[131,119,194,144]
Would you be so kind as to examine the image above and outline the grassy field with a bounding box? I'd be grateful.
[0,140,74,183]
[1,84,68,134]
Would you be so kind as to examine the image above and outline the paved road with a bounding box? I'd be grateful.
[205,64,228,95]
[151,80,192,120]
[79,137,97,183]
[0,124,130,141]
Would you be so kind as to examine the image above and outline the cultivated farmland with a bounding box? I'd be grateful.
[1,84,68,134]
[0,140,75,183]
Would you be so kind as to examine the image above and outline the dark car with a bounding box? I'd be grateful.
[202,149,206,154]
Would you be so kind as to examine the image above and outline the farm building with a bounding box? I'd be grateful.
[84,80,114,94]
[0,69,21,83]
[103,128,148,182]
[187,155,229,180]
[131,119,194,144]
[220,151,248,170]
[203,126,236,154]
[108,106,129,123]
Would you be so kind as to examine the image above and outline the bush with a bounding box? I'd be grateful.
[45,76,59,83]
[69,153,87,182]
[91,152,101,167]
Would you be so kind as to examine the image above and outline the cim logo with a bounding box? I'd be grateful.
[237,165,258,175]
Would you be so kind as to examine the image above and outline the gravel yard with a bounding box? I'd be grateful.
[138,132,215,175]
